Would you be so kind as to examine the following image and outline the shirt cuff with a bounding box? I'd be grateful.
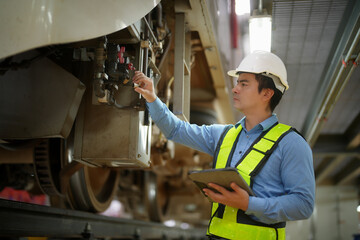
[146,97,164,120]
[246,196,264,215]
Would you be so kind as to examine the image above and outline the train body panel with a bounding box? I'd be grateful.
[0,0,161,59]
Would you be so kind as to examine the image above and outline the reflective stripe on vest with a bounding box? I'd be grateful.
[207,123,292,240]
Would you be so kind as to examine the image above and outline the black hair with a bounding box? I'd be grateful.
[254,74,283,112]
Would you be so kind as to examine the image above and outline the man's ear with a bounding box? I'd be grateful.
[262,88,274,101]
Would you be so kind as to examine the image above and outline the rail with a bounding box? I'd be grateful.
[0,199,207,240]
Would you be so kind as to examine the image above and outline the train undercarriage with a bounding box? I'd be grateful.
[0,0,233,226]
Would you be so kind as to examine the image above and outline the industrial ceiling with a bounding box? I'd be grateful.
[270,0,360,186]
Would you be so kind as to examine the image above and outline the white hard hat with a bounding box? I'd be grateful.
[228,51,288,93]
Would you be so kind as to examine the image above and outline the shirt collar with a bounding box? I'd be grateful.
[236,114,278,132]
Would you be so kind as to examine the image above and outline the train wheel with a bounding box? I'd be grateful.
[34,137,119,213]
[144,171,169,222]
[66,166,119,212]
[34,139,63,196]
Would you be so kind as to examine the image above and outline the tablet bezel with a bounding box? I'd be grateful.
[188,167,255,200]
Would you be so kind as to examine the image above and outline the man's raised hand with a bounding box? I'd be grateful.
[132,71,157,103]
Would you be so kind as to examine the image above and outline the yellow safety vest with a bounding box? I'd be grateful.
[207,123,293,240]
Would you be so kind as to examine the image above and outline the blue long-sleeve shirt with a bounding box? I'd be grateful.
[147,97,315,224]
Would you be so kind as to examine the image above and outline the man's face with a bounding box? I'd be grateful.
[231,73,262,112]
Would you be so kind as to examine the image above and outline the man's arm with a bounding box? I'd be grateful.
[246,132,315,223]
[132,71,224,155]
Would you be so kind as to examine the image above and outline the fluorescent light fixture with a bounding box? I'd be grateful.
[249,14,272,52]
[357,205,360,212]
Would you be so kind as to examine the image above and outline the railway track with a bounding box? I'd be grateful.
[0,199,207,240]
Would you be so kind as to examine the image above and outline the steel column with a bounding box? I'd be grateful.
[173,13,191,122]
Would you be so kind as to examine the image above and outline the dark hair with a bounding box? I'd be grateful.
[254,74,283,112]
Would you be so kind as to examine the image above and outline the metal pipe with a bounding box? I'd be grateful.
[143,47,149,75]
[142,15,150,75]
[231,0,238,48]
[114,100,126,109]
[166,76,174,107]
[158,31,172,70]
[302,0,360,146]
[345,27,360,62]
[258,0,263,14]
[306,29,360,145]
[333,53,360,104]
[142,16,159,45]
[156,3,163,28]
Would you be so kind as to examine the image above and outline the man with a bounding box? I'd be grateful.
[133,50,315,240]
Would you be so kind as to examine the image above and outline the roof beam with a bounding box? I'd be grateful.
[334,157,360,185]
[312,134,360,164]
[312,134,349,154]
[312,134,360,155]
[345,112,360,150]
[316,155,347,184]
[348,134,360,150]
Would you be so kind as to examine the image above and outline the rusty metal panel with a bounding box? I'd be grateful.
[74,99,151,168]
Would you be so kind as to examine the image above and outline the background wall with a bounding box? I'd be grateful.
[286,186,359,240]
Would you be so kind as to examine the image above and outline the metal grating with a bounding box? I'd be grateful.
[271,0,350,131]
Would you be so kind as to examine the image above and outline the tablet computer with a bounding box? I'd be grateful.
[188,167,255,201]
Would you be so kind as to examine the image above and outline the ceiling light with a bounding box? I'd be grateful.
[249,9,272,53]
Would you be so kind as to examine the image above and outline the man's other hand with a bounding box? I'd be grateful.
[203,182,249,211]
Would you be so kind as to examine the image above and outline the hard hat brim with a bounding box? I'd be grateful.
[227,70,257,78]
[227,69,288,93]
[227,70,239,78]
